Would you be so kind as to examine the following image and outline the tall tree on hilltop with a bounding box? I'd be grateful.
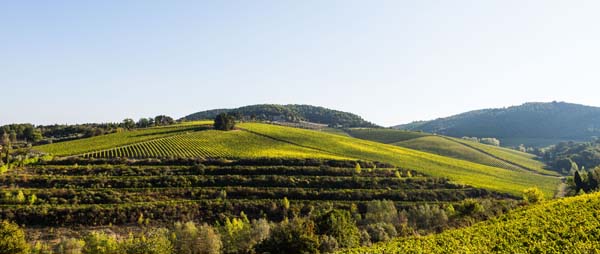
[214,113,236,131]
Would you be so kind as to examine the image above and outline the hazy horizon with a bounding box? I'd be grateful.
[3,1,600,126]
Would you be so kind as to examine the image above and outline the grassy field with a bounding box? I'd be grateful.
[342,192,600,253]
[448,137,556,176]
[346,128,559,176]
[34,122,561,197]
[345,128,430,144]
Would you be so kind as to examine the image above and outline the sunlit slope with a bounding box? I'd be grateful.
[346,128,557,176]
[395,136,558,176]
[35,122,212,156]
[448,137,553,175]
[82,129,349,160]
[240,123,560,197]
[345,128,429,144]
[36,122,560,197]
[343,192,600,253]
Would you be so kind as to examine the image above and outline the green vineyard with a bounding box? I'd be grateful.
[343,191,600,253]
[0,162,502,227]
[34,122,561,198]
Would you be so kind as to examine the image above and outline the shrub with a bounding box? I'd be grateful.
[315,209,360,248]
[0,220,29,254]
[523,187,545,204]
[82,232,119,254]
[254,218,319,254]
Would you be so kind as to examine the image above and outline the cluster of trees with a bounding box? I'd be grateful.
[535,139,600,174]
[1,124,43,144]
[214,113,236,131]
[183,104,379,128]
[1,196,518,254]
[0,115,176,146]
[569,166,600,195]
[122,115,175,130]
[461,137,501,146]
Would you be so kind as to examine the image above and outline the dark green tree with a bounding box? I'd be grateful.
[574,170,584,192]
[315,209,360,248]
[122,118,136,130]
[254,218,319,254]
[214,113,236,131]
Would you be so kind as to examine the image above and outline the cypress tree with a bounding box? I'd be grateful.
[574,171,584,192]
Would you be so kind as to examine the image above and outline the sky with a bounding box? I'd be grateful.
[2,1,600,126]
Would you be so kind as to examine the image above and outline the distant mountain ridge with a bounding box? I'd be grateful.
[394,102,600,147]
[182,104,378,128]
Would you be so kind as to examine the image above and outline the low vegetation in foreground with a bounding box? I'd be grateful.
[343,191,600,253]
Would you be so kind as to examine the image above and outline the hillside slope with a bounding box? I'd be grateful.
[394,101,600,147]
[345,128,557,176]
[34,122,560,197]
[182,104,378,128]
[343,192,600,253]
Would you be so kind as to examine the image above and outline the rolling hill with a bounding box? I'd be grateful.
[182,104,378,128]
[34,122,561,197]
[343,191,600,253]
[344,128,558,176]
[394,101,600,147]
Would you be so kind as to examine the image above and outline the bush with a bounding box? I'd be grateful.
[196,224,222,254]
[82,232,119,254]
[315,209,360,248]
[523,187,545,204]
[0,220,29,254]
[254,218,319,254]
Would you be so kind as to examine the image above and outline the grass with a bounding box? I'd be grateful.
[448,137,557,176]
[345,128,430,144]
[342,192,600,253]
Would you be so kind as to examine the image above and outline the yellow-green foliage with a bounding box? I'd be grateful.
[34,122,560,197]
[346,128,429,144]
[35,122,212,156]
[239,123,560,197]
[341,192,600,254]
[394,136,553,175]
[83,129,348,160]
[449,137,557,176]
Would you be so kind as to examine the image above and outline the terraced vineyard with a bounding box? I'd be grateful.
[0,161,505,227]
[34,122,561,197]
[343,191,600,253]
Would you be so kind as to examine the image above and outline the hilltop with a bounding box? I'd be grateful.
[344,191,600,253]
[182,104,378,128]
[394,102,600,147]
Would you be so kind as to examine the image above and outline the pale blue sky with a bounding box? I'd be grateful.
[2,1,600,126]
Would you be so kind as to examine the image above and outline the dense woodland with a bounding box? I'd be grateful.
[396,102,600,146]
[182,104,378,128]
